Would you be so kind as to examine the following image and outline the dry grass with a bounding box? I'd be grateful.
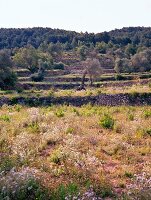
[0,104,151,199]
[0,82,151,99]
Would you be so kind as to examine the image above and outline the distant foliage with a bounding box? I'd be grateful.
[0,27,151,50]
[0,50,17,89]
[0,27,151,78]
[53,62,65,70]
[13,46,53,73]
[30,72,44,82]
[131,49,151,72]
[114,58,132,73]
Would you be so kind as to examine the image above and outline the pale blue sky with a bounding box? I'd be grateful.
[0,0,151,33]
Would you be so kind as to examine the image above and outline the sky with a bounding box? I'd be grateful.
[0,0,151,33]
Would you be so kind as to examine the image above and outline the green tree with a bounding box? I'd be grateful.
[71,38,78,48]
[47,42,63,56]
[131,49,151,72]
[125,44,136,58]
[77,45,89,60]
[114,58,132,73]
[13,46,39,73]
[0,50,17,89]
[96,42,107,54]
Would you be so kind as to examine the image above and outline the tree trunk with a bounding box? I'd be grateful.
[81,70,87,87]
[89,75,93,86]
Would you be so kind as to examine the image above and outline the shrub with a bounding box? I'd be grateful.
[97,89,102,95]
[0,157,15,173]
[0,114,10,122]
[14,105,22,112]
[86,90,93,96]
[125,171,134,178]
[145,128,151,136]
[139,74,151,79]
[55,110,64,118]
[93,180,114,198]
[65,127,74,134]
[99,114,115,129]
[51,183,79,200]
[50,149,62,164]
[3,90,14,94]
[128,113,134,121]
[30,72,44,82]
[0,179,50,200]
[114,74,126,81]
[143,110,151,119]
[0,71,17,90]
[0,50,17,89]
[28,122,40,134]
[48,89,55,97]
[16,86,24,93]
[72,108,80,116]
[53,62,65,70]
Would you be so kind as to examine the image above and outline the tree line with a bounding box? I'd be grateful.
[0,27,151,49]
[1,27,151,89]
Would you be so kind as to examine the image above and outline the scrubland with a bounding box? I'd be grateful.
[0,104,151,199]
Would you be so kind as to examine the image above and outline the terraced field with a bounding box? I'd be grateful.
[0,67,151,200]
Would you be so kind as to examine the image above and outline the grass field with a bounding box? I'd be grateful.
[0,104,151,199]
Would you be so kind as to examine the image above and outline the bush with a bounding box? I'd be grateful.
[0,114,10,122]
[0,50,17,89]
[53,62,65,70]
[145,128,151,136]
[143,110,151,119]
[0,71,17,89]
[99,114,115,129]
[16,86,24,93]
[139,74,151,79]
[48,89,55,97]
[0,179,50,200]
[125,171,134,178]
[65,127,74,134]
[55,110,64,118]
[128,113,134,121]
[51,183,79,200]
[28,122,40,134]
[50,149,62,164]
[0,157,15,173]
[30,72,44,82]
[114,74,126,81]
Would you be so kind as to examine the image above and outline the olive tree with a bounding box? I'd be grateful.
[114,58,132,74]
[131,49,151,72]
[80,58,103,89]
[13,46,39,73]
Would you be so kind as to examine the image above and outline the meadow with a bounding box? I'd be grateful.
[0,103,151,199]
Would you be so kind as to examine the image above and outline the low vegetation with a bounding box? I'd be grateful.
[0,105,151,199]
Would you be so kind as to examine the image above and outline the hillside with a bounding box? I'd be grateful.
[0,27,151,199]
[0,27,151,49]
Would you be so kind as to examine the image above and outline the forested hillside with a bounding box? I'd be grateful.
[1,26,151,90]
[0,27,151,49]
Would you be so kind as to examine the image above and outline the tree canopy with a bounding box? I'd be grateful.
[0,50,17,89]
